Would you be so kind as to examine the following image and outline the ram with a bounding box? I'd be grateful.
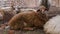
[8,6,48,30]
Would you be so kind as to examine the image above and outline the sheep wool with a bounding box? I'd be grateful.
[44,15,60,34]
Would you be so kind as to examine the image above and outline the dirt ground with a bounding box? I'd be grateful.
[0,29,45,34]
[14,29,45,34]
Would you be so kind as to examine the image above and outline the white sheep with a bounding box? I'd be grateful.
[44,15,60,34]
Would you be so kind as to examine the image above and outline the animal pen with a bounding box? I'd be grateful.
[0,0,60,34]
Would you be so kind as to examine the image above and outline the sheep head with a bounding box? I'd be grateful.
[37,5,48,23]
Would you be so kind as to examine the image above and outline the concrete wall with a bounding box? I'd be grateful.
[0,0,41,9]
[49,0,60,7]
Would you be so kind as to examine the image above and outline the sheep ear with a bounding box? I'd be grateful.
[37,9,41,12]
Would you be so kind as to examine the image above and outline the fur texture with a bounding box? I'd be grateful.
[0,9,16,24]
[44,15,60,34]
[8,10,48,30]
[0,9,4,20]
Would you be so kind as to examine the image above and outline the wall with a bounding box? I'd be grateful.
[49,0,60,7]
[0,0,41,9]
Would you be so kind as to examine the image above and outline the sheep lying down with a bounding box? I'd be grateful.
[44,15,60,34]
[8,10,47,30]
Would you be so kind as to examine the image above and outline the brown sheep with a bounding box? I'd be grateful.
[3,10,16,23]
[0,9,4,20]
[8,6,48,30]
[0,9,5,24]
[0,8,16,24]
